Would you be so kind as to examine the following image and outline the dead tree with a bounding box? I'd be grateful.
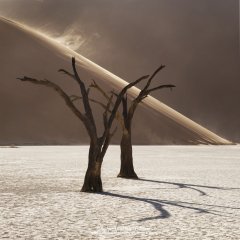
[90,66,175,179]
[118,66,175,179]
[17,57,149,192]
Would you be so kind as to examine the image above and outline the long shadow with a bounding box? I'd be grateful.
[139,178,240,196]
[99,192,240,222]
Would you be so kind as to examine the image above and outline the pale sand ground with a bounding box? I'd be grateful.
[0,146,240,239]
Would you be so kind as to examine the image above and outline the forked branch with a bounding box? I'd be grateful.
[17,76,86,122]
[58,69,75,80]
[127,66,175,119]
[59,57,97,137]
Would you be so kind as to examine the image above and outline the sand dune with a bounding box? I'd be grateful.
[0,17,232,145]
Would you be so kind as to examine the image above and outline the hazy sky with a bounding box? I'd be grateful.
[0,0,239,142]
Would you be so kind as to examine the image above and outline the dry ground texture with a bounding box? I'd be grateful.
[0,145,240,239]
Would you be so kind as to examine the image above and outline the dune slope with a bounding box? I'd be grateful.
[0,17,231,145]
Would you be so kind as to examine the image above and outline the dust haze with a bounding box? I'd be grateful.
[0,0,239,143]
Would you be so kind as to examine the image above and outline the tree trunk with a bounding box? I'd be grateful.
[118,130,138,179]
[81,142,103,192]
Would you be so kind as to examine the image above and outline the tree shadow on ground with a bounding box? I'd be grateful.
[99,191,240,222]
[139,178,240,196]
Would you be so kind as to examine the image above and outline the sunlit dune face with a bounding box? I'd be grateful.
[0,16,233,145]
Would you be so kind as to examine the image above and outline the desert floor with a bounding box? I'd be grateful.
[0,145,240,239]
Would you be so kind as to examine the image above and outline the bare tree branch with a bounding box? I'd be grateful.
[71,58,96,132]
[103,94,113,129]
[100,125,117,159]
[58,69,75,80]
[59,59,96,130]
[70,92,125,131]
[100,74,150,152]
[59,57,97,140]
[16,76,98,135]
[141,65,165,93]
[146,84,176,94]
[87,87,91,96]
[127,66,168,120]
[90,80,111,101]
[122,94,128,126]
[90,80,126,131]
[70,94,108,110]
[70,94,81,102]
[107,74,149,129]
[140,84,176,101]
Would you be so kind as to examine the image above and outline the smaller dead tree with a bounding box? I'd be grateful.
[90,66,175,179]
[17,57,149,192]
[118,66,175,179]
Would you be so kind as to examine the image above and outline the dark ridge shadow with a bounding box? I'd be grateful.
[99,192,170,220]
[98,192,240,222]
[139,178,240,196]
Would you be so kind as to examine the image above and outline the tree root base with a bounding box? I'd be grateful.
[117,172,139,180]
[80,186,103,193]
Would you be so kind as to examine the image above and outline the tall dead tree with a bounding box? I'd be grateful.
[90,66,175,179]
[17,57,149,192]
